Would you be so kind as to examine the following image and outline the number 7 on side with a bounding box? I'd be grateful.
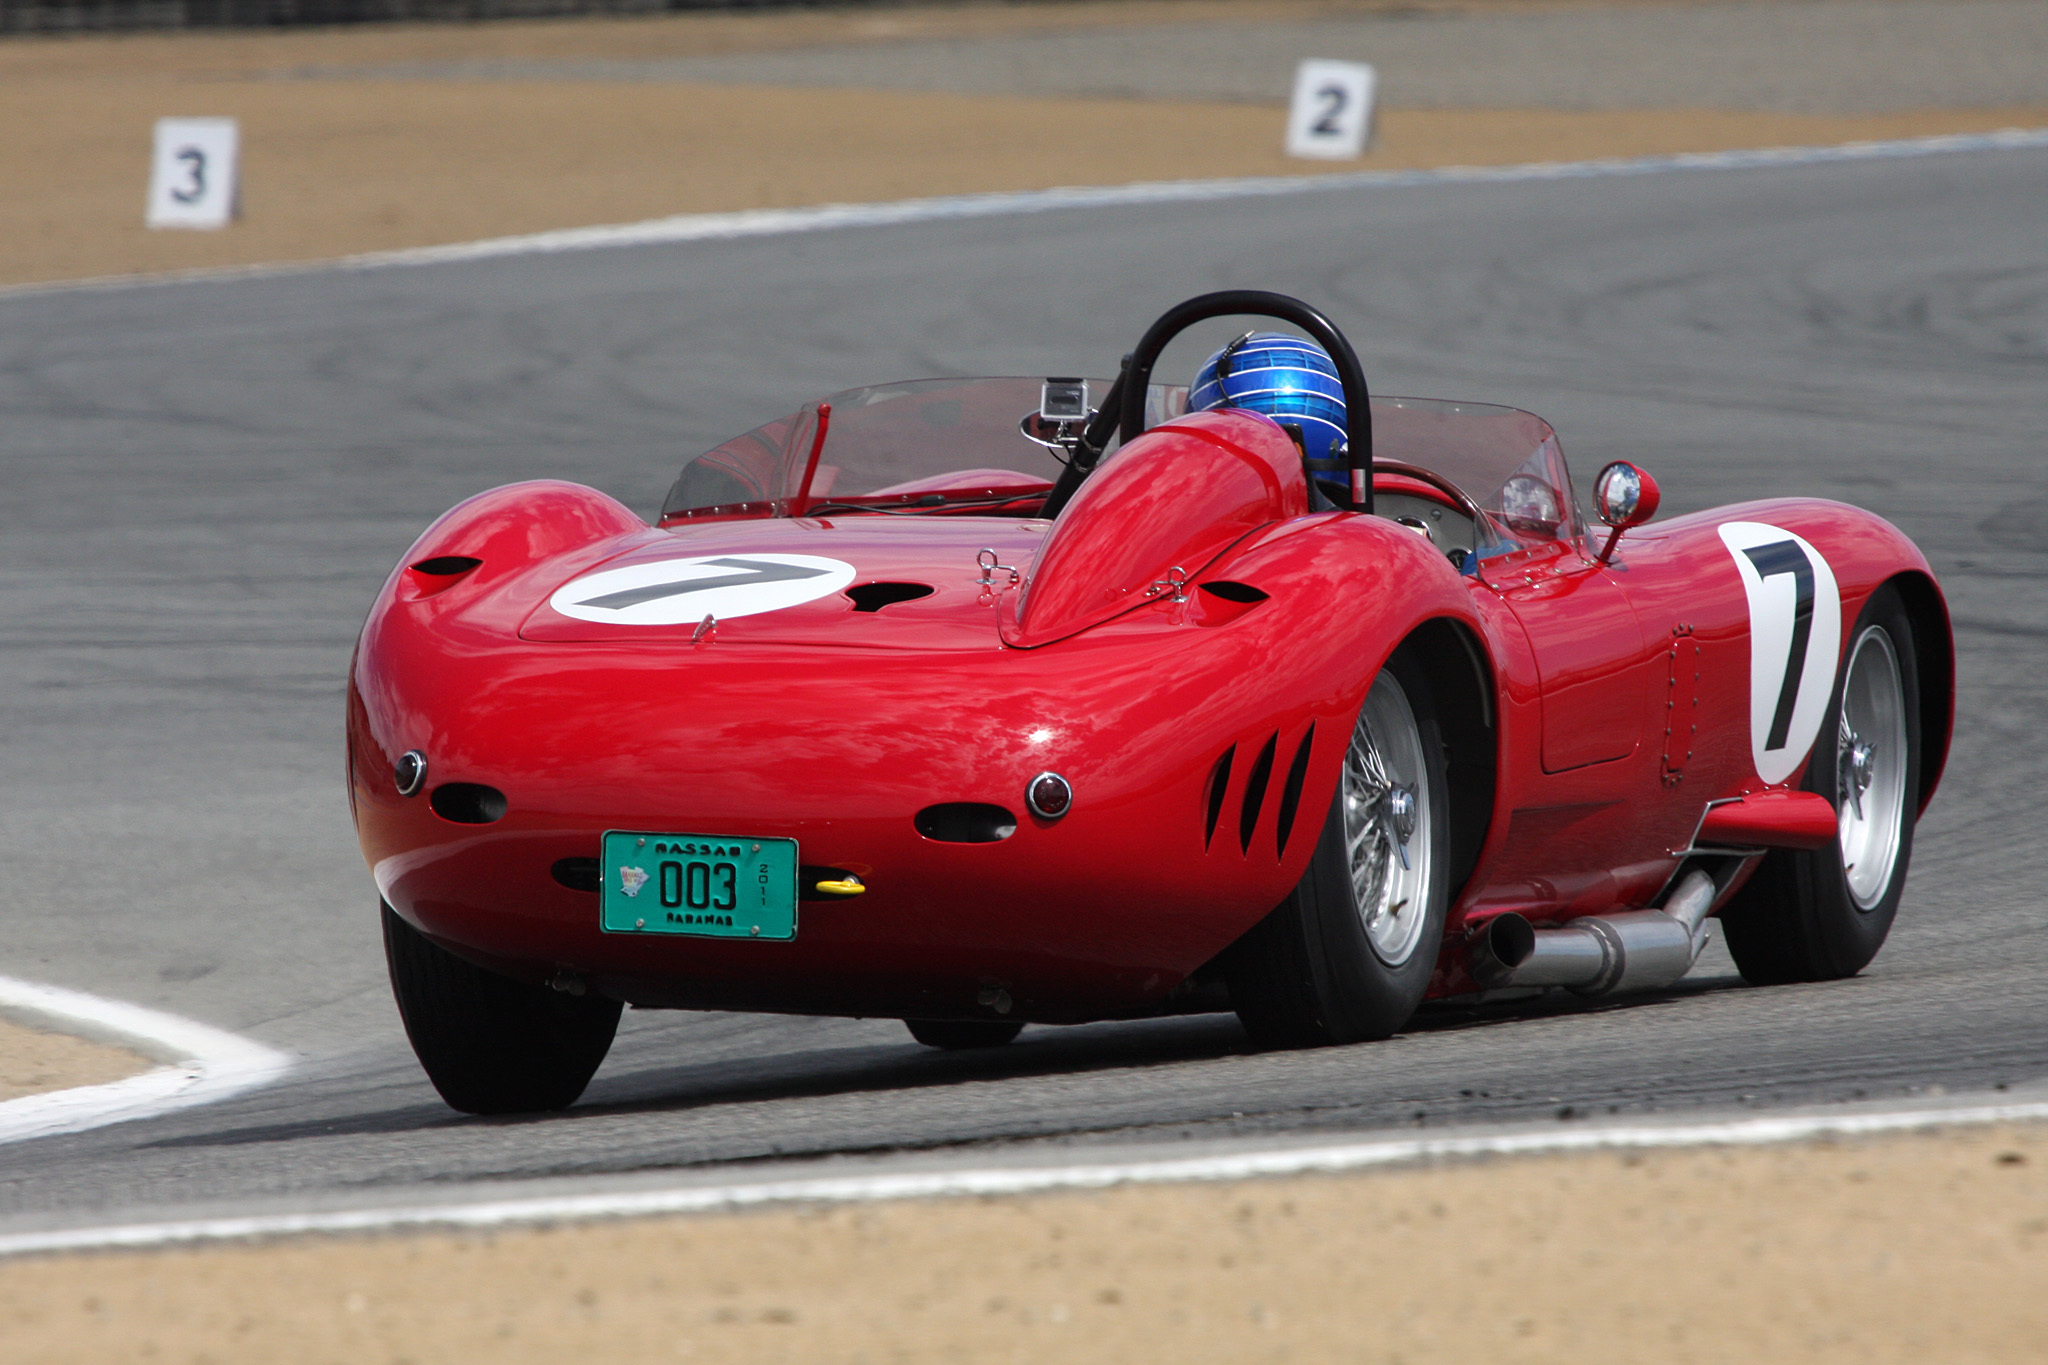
[1286,60,1378,161]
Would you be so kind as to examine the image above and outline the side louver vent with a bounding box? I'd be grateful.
[1203,745,1236,849]
[1273,724,1316,858]
[1238,733,1278,855]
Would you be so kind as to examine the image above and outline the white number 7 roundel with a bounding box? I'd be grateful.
[1718,522,1842,784]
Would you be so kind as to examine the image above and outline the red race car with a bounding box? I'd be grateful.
[349,291,1952,1114]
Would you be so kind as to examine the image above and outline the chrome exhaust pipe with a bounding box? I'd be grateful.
[1468,870,1716,996]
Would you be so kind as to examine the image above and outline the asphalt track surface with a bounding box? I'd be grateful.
[2,144,2046,1231]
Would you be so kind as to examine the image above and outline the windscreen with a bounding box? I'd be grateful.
[661,378,1578,543]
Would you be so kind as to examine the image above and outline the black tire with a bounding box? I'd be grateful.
[1226,646,1452,1047]
[382,903,622,1115]
[904,1019,1024,1050]
[1720,585,1922,984]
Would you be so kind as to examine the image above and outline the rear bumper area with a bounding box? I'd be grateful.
[350,638,1341,1024]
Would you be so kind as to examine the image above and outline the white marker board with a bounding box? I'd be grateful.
[1285,60,1377,161]
[146,118,240,229]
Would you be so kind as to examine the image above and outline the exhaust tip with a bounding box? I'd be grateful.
[1468,911,1535,987]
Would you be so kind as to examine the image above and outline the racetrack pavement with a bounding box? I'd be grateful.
[0,132,2043,1208]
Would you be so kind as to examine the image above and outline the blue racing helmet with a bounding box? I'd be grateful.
[1187,331,1348,465]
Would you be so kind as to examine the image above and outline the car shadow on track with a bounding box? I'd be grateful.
[141,971,1754,1151]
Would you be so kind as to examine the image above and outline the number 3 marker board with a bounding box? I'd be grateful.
[1286,60,1378,160]
[146,118,240,230]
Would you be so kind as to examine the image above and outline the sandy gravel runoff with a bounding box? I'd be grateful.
[4,1120,2044,1363]
[0,1017,150,1103]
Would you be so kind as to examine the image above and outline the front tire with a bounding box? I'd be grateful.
[1227,648,1452,1047]
[383,903,622,1115]
[1720,585,1922,983]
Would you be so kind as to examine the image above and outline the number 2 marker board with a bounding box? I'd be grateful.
[1286,60,1378,160]
[146,118,240,229]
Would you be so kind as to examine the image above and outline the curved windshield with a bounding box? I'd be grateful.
[661,377,1578,547]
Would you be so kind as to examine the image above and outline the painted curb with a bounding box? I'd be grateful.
[4,1093,2044,1258]
[4,125,2045,301]
[0,975,292,1147]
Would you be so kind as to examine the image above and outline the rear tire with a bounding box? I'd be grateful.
[904,1019,1024,1050]
[1720,585,1922,984]
[382,903,621,1115]
[1227,647,1452,1047]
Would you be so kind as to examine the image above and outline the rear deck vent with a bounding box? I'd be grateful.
[1203,745,1236,849]
[1238,733,1278,854]
[551,857,600,892]
[409,556,481,577]
[1273,724,1317,858]
[1199,581,1267,605]
[848,581,936,612]
[914,803,1017,843]
[430,783,507,825]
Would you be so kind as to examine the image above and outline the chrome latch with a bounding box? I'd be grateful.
[976,548,1021,588]
[1149,565,1189,604]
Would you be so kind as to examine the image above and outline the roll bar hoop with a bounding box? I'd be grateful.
[1114,290,1374,515]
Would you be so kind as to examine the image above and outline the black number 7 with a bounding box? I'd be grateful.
[1742,540,1815,751]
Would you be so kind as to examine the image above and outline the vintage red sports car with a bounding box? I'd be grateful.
[349,291,1952,1114]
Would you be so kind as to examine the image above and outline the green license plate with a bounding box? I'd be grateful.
[600,832,797,940]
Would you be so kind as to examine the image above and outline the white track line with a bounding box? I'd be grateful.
[0,975,291,1147]
[6,126,2046,301]
[4,1094,2043,1259]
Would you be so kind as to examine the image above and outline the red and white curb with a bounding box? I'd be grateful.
[0,974,291,1148]
[2,1091,2042,1259]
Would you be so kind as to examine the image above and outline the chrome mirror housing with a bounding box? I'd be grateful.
[1592,461,1660,562]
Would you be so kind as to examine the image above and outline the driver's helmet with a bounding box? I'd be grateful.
[1187,331,1347,465]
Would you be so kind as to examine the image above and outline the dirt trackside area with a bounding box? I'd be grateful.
[0,1017,150,1103]
[2,1120,2044,1363]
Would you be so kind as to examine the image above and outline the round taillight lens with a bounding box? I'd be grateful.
[1026,772,1072,820]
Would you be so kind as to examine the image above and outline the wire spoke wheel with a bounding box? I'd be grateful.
[1342,670,1434,967]
[1720,585,1925,985]
[1225,644,1453,1047]
[1836,624,1909,910]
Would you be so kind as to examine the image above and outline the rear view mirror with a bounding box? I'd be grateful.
[1593,461,1659,562]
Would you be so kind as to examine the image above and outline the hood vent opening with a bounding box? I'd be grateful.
[915,803,1017,843]
[1194,580,1269,628]
[406,556,483,600]
[1274,723,1316,858]
[1238,733,1278,855]
[431,783,507,824]
[848,582,936,612]
[410,556,482,577]
[1203,744,1236,849]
